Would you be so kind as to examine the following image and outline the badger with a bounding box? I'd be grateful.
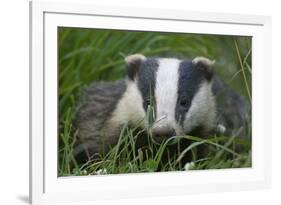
[73,54,250,163]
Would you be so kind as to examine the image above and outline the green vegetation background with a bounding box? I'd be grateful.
[58,27,252,176]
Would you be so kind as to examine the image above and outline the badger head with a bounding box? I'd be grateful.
[124,54,216,140]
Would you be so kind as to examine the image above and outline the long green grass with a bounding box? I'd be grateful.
[58,27,252,176]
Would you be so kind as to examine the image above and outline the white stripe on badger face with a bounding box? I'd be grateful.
[154,58,180,130]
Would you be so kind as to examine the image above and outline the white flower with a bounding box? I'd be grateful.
[184,162,195,171]
[216,124,226,134]
[95,168,108,175]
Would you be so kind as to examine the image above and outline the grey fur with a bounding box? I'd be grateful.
[212,76,251,138]
[73,80,126,162]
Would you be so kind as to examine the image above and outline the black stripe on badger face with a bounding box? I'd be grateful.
[175,60,212,125]
[136,58,159,110]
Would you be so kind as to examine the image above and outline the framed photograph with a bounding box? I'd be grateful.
[30,0,271,204]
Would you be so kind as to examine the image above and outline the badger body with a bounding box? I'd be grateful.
[74,54,250,163]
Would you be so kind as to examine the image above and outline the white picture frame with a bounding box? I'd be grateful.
[30,0,272,204]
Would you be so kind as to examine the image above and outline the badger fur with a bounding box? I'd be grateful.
[73,54,250,163]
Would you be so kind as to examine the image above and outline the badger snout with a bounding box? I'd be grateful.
[152,125,176,138]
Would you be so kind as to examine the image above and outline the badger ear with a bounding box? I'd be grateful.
[125,54,146,80]
[192,56,215,81]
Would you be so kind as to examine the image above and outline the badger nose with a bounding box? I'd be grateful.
[152,125,176,137]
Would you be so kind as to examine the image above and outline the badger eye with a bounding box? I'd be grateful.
[144,96,155,110]
[180,98,190,107]
[143,98,151,108]
[146,99,152,107]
